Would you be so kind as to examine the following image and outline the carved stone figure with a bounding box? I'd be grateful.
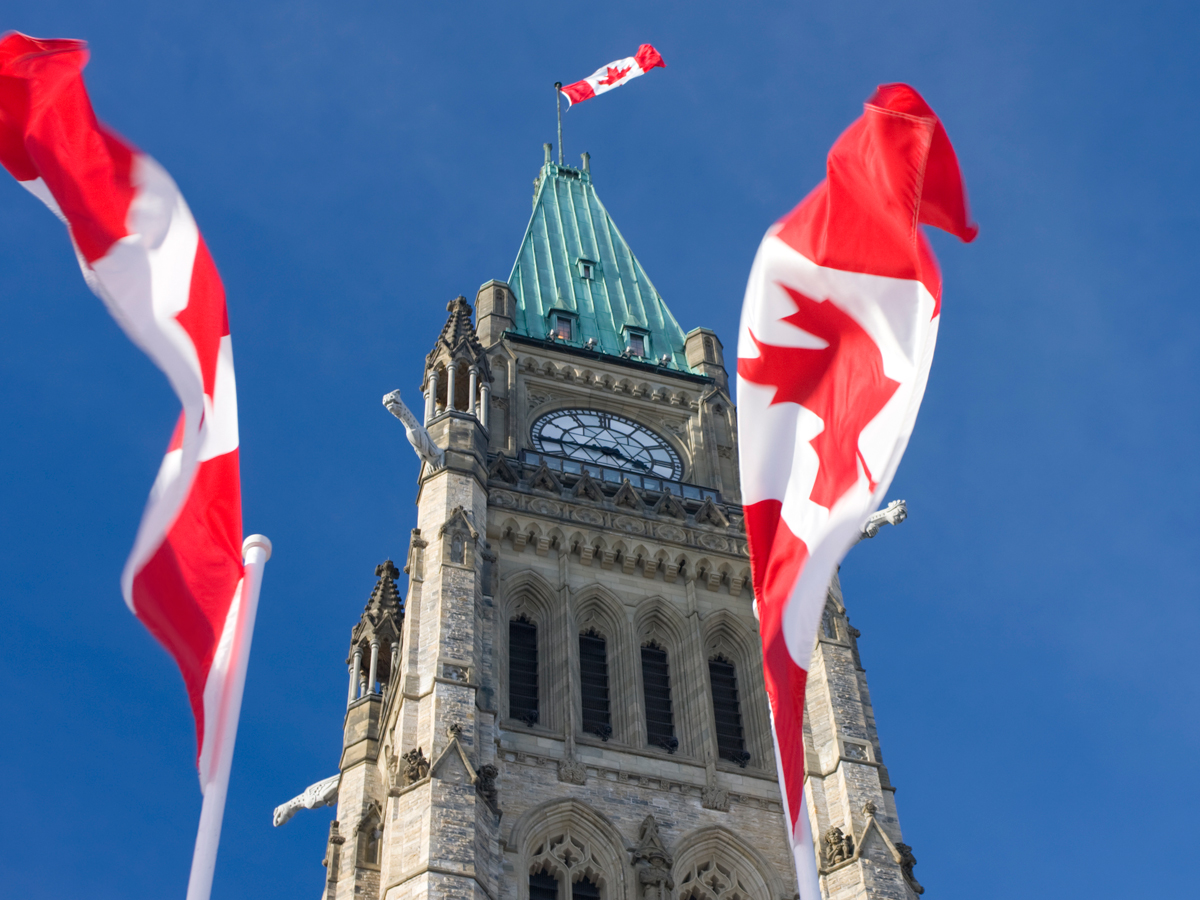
[401,747,430,785]
[823,826,855,867]
[896,843,924,895]
[475,764,498,806]
[631,815,674,900]
[557,757,588,785]
[273,773,340,826]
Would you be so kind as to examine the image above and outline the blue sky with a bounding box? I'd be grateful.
[2,2,1197,898]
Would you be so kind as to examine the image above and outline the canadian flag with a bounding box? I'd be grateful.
[560,44,665,107]
[0,32,264,900]
[737,84,976,896]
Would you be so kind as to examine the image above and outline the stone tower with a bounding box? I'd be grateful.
[320,151,925,900]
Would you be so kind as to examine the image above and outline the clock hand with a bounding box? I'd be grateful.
[552,438,651,471]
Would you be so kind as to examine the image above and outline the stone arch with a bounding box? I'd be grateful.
[574,585,637,744]
[700,610,771,772]
[508,798,632,900]
[632,597,700,756]
[672,826,786,900]
[499,568,565,731]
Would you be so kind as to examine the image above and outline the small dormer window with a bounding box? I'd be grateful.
[576,258,596,281]
[626,331,647,358]
[552,314,574,342]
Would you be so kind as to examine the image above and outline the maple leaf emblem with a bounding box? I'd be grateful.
[738,285,900,509]
[598,64,631,86]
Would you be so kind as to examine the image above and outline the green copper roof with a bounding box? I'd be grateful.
[507,160,692,372]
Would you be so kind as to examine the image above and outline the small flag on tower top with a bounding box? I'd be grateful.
[560,44,665,107]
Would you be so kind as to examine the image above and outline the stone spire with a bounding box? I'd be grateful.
[351,560,404,647]
[426,296,488,372]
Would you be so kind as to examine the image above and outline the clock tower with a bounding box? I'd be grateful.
[318,146,926,900]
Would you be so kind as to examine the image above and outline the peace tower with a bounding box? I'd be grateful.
[312,146,926,900]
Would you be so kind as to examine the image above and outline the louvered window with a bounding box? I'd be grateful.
[573,876,601,900]
[709,656,749,766]
[579,630,612,739]
[529,867,559,900]
[509,617,539,726]
[641,643,677,752]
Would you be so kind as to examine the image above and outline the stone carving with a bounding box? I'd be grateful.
[631,815,674,900]
[489,490,517,508]
[572,471,605,502]
[613,479,644,510]
[572,507,605,526]
[823,826,854,867]
[653,491,687,521]
[655,523,686,543]
[273,773,340,826]
[401,747,430,786]
[614,515,646,535]
[529,462,562,493]
[529,497,562,516]
[862,800,878,817]
[896,843,924,895]
[448,722,465,738]
[860,498,907,540]
[488,455,519,485]
[693,497,729,528]
[557,757,588,785]
[527,392,549,409]
[697,533,729,552]
[382,390,445,469]
[475,764,499,806]
[700,785,730,812]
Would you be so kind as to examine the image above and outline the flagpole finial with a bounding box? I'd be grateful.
[544,143,552,166]
[243,534,272,561]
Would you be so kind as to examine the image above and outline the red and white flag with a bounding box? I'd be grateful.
[737,84,976,895]
[0,32,267,900]
[560,44,665,107]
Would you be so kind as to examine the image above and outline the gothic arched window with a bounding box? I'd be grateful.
[709,655,749,766]
[579,629,611,739]
[356,808,382,868]
[450,533,464,564]
[641,642,676,752]
[510,616,539,726]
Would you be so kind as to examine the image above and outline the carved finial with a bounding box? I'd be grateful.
[375,560,399,580]
[448,723,464,738]
[862,800,878,817]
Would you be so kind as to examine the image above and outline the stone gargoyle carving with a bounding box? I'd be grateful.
[896,843,924,895]
[631,815,674,900]
[273,774,340,826]
[475,764,499,806]
[822,826,855,867]
[401,747,430,785]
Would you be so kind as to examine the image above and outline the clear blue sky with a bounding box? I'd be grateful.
[2,2,1196,898]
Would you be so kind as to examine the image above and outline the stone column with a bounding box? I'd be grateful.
[424,369,438,424]
[468,366,479,418]
[445,363,458,412]
[479,382,490,430]
[349,648,363,704]
[368,638,380,695]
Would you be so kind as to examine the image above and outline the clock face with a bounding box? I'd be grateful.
[531,409,683,479]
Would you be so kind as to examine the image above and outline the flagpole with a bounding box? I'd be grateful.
[554,82,563,164]
[185,534,272,900]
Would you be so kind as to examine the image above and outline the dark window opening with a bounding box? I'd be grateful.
[709,655,749,766]
[821,604,838,639]
[579,630,612,739]
[450,533,464,564]
[509,617,539,726]
[627,332,646,357]
[573,875,602,900]
[703,335,716,362]
[357,813,381,866]
[641,643,676,752]
[554,316,574,341]
[529,867,559,900]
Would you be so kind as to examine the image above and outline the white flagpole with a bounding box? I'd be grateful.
[186,534,272,900]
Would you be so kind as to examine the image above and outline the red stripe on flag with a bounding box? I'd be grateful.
[131,449,243,759]
[0,33,135,262]
[634,44,666,72]
[176,236,230,400]
[773,83,976,314]
[560,80,594,106]
[744,499,811,831]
